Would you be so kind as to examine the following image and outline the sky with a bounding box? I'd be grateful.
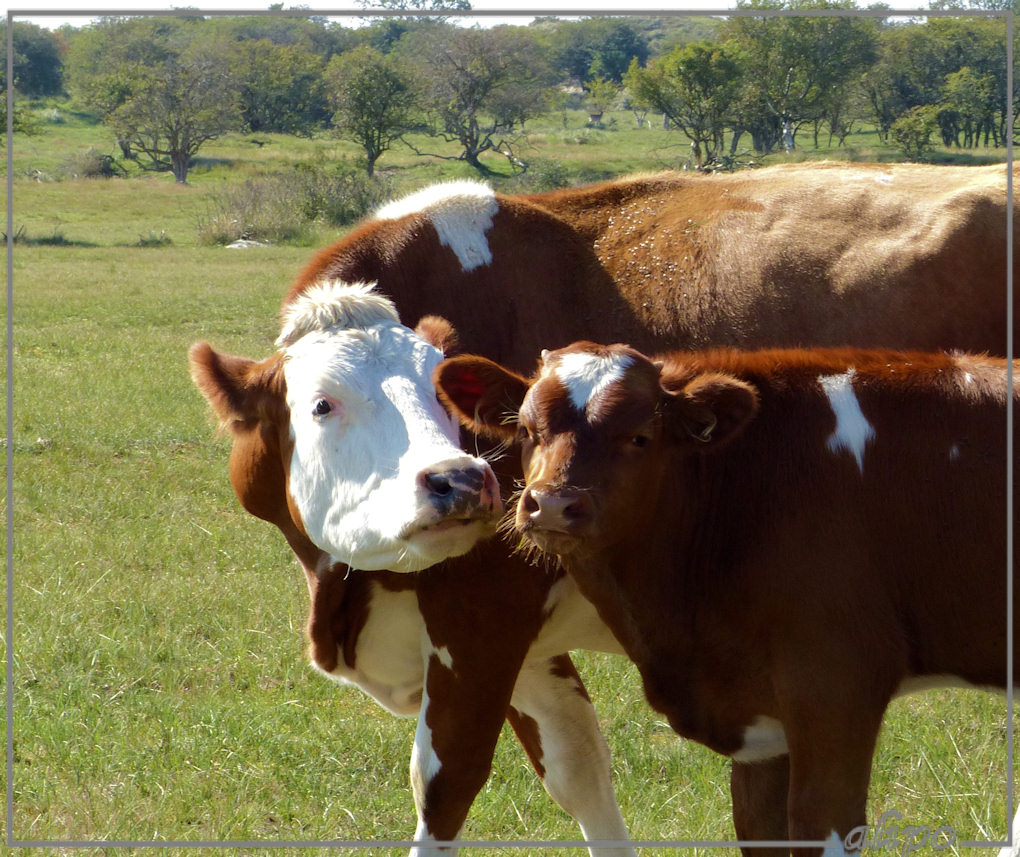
[9,0,953,33]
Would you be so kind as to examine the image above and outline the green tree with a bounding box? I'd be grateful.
[403,25,555,172]
[550,18,650,83]
[584,75,620,121]
[325,45,416,175]
[67,18,241,183]
[724,0,877,152]
[0,21,64,97]
[229,39,327,135]
[625,40,744,165]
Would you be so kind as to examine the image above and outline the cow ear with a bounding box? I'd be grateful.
[665,372,759,450]
[434,355,529,442]
[416,315,459,356]
[189,341,284,428]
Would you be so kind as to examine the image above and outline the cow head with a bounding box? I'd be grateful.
[190,281,501,573]
[435,342,759,558]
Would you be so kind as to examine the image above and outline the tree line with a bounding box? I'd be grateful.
[2,0,1012,182]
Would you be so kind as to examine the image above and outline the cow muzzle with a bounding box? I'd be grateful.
[401,457,502,538]
[516,485,593,555]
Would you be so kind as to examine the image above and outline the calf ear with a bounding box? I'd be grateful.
[666,372,759,450]
[434,355,530,442]
[415,315,459,356]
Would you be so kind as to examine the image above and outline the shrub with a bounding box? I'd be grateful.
[891,106,939,162]
[60,148,123,179]
[196,163,391,246]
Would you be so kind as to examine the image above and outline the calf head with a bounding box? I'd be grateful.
[435,342,759,558]
[190,281,501,573]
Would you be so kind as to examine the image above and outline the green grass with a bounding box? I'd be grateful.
[3,101,1015,856]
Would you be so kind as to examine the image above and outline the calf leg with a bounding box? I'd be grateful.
[731,757,791,857]
[784,709,884,857]
[508,654,637,857]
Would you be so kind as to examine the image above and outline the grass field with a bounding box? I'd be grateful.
[3,101,1016,856]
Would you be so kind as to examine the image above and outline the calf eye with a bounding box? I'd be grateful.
[313,398,334,418]
[631,435,650,449]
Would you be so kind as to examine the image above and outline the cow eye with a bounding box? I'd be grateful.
[313,398,334,419]
[631,434,650,449]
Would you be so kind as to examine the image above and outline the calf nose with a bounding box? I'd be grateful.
[419,460,501,515]
[521,487,591,532]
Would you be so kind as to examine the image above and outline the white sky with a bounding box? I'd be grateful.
[9,0,951,33]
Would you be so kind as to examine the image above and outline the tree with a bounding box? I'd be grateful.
[110,48,240,183]
[325,45,416,175]
[625,40,744,165]
[724,0,877,152]
[583,75,620,122]
[402,25,556,172]
[229,39,328,135]
[550,18,650,83]
[890,103,938,160]
[67,18,241,183]
[0,22,65,97]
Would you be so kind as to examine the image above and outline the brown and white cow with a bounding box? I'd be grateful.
[435,342,1016,856]
[190,282,635,857]
[193,163,1014,853]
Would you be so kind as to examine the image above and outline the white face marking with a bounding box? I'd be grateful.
[550,351,635,415]
[818,369,875,474]
[731,715,788,762]
[375,180,498,272]
[949,443,961,462]
[282,283,498,573]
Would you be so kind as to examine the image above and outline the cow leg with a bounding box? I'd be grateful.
[507,654,637,857]
[731,757,791,857]
[409,645,525,857]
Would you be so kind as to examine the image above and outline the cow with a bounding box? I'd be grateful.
[434,341,1016,857]
[190,281,636,857]
[192,162,1014,853]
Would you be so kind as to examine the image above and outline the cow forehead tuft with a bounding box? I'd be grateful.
[373,180,496,222]
[277,280,400,349]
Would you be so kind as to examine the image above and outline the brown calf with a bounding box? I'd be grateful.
[436,344,1015,856]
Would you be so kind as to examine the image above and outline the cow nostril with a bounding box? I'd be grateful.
[522,489,540,515]
[423,472,454,497]
[564,497,588,520]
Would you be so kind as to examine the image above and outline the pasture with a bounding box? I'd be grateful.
[3,103,1015,854]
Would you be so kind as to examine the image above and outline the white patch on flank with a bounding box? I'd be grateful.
[731,715,788,762]
[874,174,893,186]
[551,351,635,415]
[375,180,498,272]
[818,369,876,474]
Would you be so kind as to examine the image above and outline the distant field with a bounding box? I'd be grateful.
[3,102,1014,855]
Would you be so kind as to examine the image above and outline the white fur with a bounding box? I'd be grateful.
[550,351,635,415]
[731,715,788,762]
[510,660,637,856]
[312,586,426,715]
[375,181,498,272]
[818,369,876,474]
[411,679,448,855]
[281,282,494,572]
